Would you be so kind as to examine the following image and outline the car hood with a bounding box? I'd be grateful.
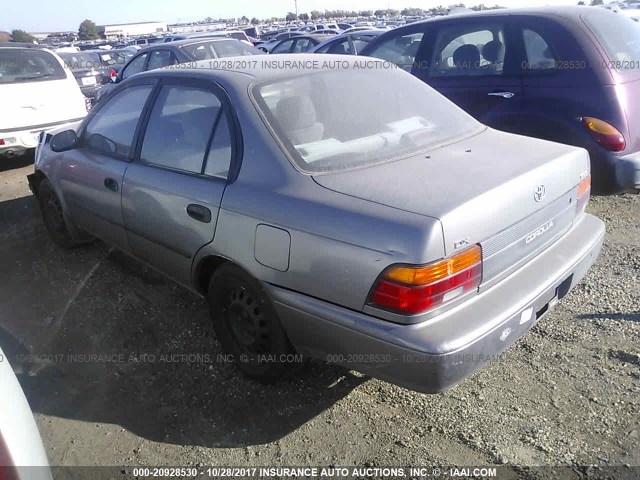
[0,79,87,131]
[312,128,590,256]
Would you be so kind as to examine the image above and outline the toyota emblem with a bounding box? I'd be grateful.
[534,185,546,202]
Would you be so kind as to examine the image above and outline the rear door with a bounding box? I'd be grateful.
[121,78,237,288]
[416,19,523,123]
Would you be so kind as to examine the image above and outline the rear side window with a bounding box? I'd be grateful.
[582,11,640,71]
[147,50,177,70]
[140,85,231,177]
[122,53,148,79]
[522,29,557,70]
[0,49,66,84]
[430,23,506,77]
[84,85,153,158]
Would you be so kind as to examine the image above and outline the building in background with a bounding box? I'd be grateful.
[0,31,11,42]
[99,21,167,39]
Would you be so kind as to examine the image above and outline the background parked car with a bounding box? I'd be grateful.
[256,31,304,53]
[0,346,52,480]
[0,43,87,158]
[270,35,327,54]
[361,6,640,193]
[95,38,264,101]
[311,30,385,55]
[57,52,110,105]
[29,55,603,393]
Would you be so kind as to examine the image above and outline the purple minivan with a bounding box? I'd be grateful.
[361,6,640,194]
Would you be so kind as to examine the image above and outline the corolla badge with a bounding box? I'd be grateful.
[534,184,546,202]
[525,220,554,244]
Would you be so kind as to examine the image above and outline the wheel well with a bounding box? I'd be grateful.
[195,255,229,295]
[30,170,47,198]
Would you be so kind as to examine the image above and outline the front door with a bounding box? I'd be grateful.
[121,79,236,288]
[58,83,155,252]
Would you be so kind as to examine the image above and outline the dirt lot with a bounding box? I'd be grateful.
[1,155,639,478]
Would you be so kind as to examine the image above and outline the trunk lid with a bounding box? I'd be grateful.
[313,128,590,287]
[0,78,87,132]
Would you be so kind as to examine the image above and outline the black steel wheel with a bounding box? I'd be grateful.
[208,263,294,383]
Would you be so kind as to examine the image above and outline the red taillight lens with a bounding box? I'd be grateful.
[0,139,5,146]
[582,117,625,152]
[576,174,591,213]
[369,245,482,315]
[0,432,18,480]
[109,68,117,77]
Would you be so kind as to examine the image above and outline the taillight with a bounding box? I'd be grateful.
[368,245,482,315]
[109,69,117,78]
[576,174,591,213]
[0,432,18,480]
[0,139,4,146]
[582,117,625,152]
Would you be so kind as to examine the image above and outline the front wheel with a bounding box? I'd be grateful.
[37,179,80,249]
[207,263,295,383]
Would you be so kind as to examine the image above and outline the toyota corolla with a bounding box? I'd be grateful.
[27,55,605,393]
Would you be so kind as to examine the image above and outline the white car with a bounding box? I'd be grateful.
[0,347,52,480]
[0,43,87,159]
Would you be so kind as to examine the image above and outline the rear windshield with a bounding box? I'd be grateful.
[0,48,66,84]
[58,52,100,70]
[252,68,483,174]
[582,11,640,71]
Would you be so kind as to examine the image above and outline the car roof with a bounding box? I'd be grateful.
[135,53,388,83]
[0,42,46,49]
[409,5,612,24]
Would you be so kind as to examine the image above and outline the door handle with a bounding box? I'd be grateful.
[488,91,515,99]
[186,204,212,223]
[104,178,119,192]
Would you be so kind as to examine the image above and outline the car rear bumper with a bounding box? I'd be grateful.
[0,118,85,156]
[615,151,640,192]
[267,213,605,393]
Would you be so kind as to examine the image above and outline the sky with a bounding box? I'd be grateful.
[2,0,584,33]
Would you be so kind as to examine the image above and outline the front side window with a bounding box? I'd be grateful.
[430,24,506,77]
[252,68,483,173]
[293,38,313,53]
[0,49,66,84]
[318,37,351,55]
[122,53,148,79]
[366,32,425,71]
[84,85,153,157]
[140,85,231,176]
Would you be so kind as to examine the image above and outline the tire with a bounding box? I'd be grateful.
[37,179,79,249]
[207,263,294,383]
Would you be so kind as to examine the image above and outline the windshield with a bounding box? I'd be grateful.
[582,11,640,71]
[0,49,67,84]
[252,68,483,173]
[58,52,100,70]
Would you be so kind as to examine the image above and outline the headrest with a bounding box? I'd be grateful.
[452,44,480,69]
[482,40,505,63]
[276,95,318,131]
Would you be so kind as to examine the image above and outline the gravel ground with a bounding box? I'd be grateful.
[1,157,638,479]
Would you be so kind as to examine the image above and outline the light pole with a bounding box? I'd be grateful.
[295,0,299,18]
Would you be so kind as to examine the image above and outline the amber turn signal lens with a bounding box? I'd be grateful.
[582,117,625,152]
[383,245,482,286]
[577,175,591,198]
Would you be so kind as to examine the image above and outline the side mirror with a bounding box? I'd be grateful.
[50,130,78,152]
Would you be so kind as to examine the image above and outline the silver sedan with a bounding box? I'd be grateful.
[28,55,605,393]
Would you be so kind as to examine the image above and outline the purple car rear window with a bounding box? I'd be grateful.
[252,67,484,174]
[582,11,640,72]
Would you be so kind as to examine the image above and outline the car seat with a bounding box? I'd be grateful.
[276,95,324,145]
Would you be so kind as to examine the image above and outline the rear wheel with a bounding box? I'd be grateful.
[38,179,79,249]
[207,263,294,383]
